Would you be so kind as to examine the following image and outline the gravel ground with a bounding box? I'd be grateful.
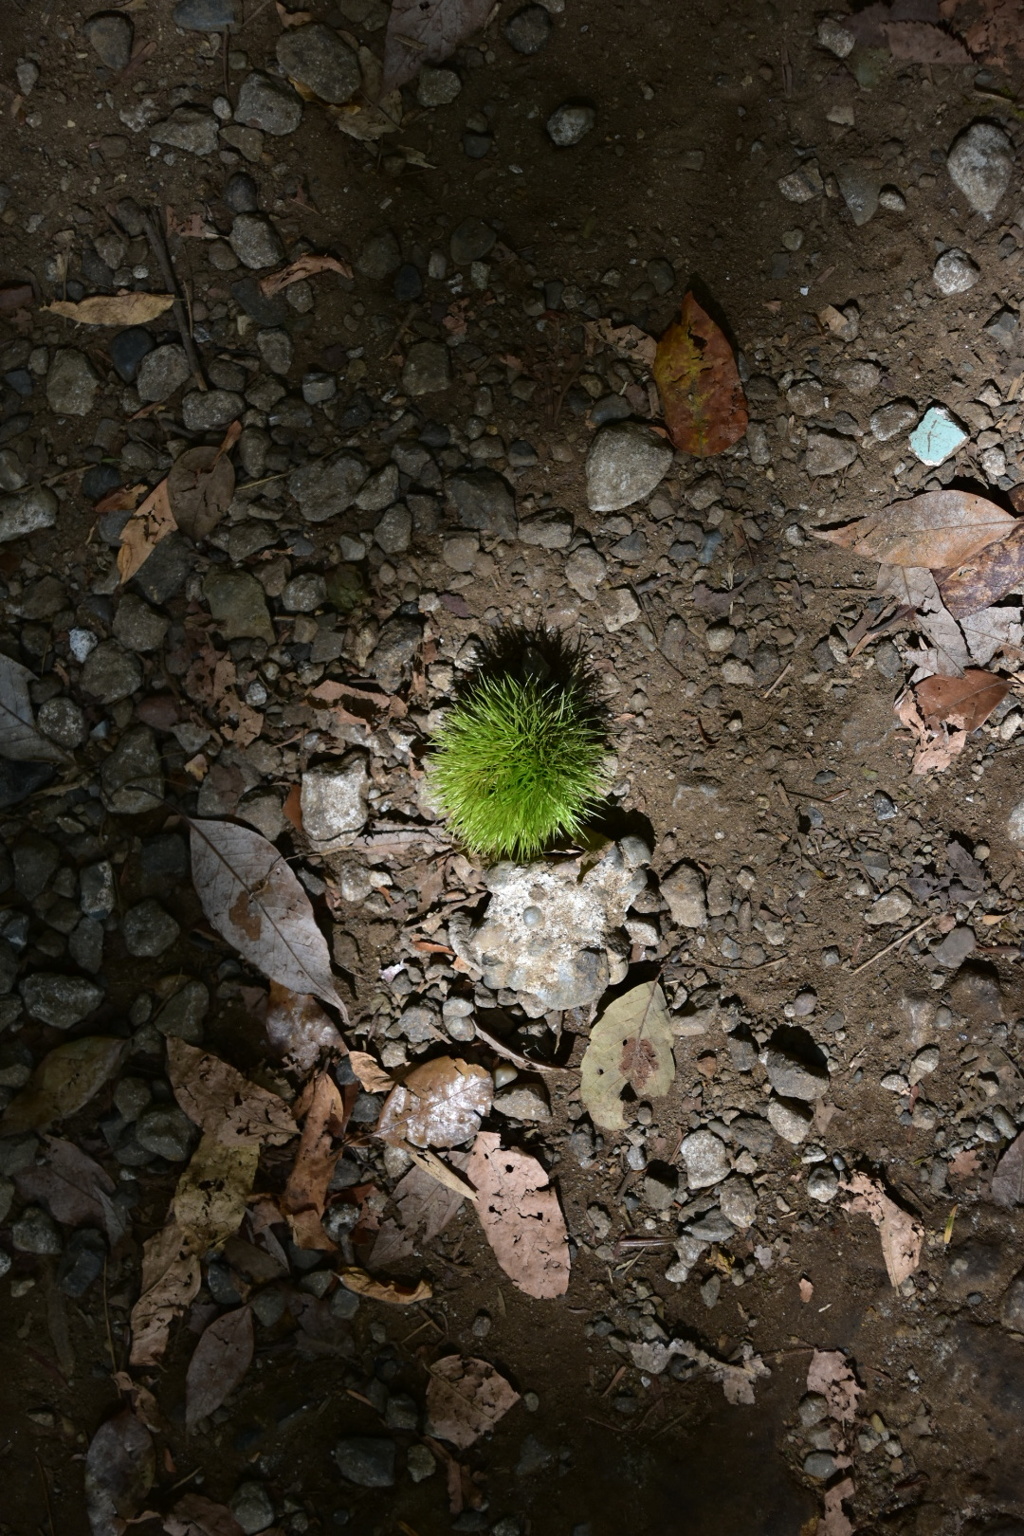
[3,2,1024,1534]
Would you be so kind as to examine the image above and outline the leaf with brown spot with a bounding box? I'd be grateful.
[466,1131,569,1299]
[653,292,748,456]
[129,1221,202,1367]
[117,478,176,584]
[338,1267,433,1304]
[0,1037,128,1136]
[172,1135,261,1251]
[185,1306,254,1429]
[167,1039,296,1147]
[377,1056,493,1149]
[939,519,1024,618]
[816,491,1015,570]
[426,1355,520,1449]
[189,819,341,1009]
[579,980,675,1131]
[915,669,1009,732]
[991,1130,1024,1207]
[44,292,175,326]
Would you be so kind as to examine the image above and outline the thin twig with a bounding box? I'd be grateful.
[472,1018,568,1075]
[762,660,792,697]
[141,209,206,390]
[849,916,933,976]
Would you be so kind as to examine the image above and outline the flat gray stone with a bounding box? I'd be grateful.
[137,343,191,402]
[150,106,219,156]
[101,725,164,814]
[402,340,450,396]
[765,1047,829,1101]
[586,422,672,511]
[135,1104,195,1160]
[203,569,274,641]
[767,1094,813,1144]
[367,615,422,690]
[805,431,857,476]
[85,12,133,70]
[947,120,1013,213]
[236,72,302,136]
[450,218,496,265]
[182,389,244,431]
[446,469,516,539]
[80,641,142,703]
[679,1129,730,1189]
[333,1437,396,1489]
[276,24,359,104]
[123,899,180,957]
[870,398,918,441]
[173,0,236,27]
[416,66,461,107]
[288,451,367,522]
[113,595,169,652]
[0,487,57,544]
[836,162,880,226]
[20,973,104,1028]
[229,213,285,270]
[301,754,369,852]
[518,510,572,549]
[47,349,99,415]
[546,102,595,146]
[660,862,707,928]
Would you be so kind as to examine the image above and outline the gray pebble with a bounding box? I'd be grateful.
[504,4,551,52]
[12,1205,62,1255]
[333,1437,396,1488]
[46,349,99,416]
[934,248,979,296]
[137,343,191,403]
[236,72,302,136]
[416,66,461,107]
[947,119,1013,213]
[80,641,142,704]
[229,213,284,270]
[150,107,219,157]
[135,1104,195,1160]
[20,973,103,1028]
[123,900,180,957]
[85,12,133,70]
[276,24,360,104]
[546,102,595,147]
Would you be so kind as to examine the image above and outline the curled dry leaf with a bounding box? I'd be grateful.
[15,1135,126,1245]
[111,1373,166,1435]
[584,318,657,370]
[129,1221,202,1367]
[168,1038,296,1146]
[915,669,1009,732]
[806,1348,863,1424]
[991,1130,1024,1207]
[370,1153,469,1269]
[842,1171,923,1287]
[0,1037,128,1136]
[266,983,345,1074]
[817,491,1015,570]
[117,478,176,584]
[894,688,968,775]
[189,819,341,1010]
[185,1306,255,1429]
[466,1131,569,1299]
[426,1354,520,1449]
[349,1049,393,1093]
[281,1071,348,1251]
[0,653,67,763]
[338,1266,433,1304]
[43,292,175,326]
[163,1492,248,1536]
[653,292,749,456]
[580,980,675,1131]
[382,0,493,92]
[938,517,1024,619]
[85,1409,155,1536]
[259,252,352,296]
[377,1055,493,1149]
[173,1135,261,1251]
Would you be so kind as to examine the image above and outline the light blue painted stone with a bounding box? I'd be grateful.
[909,405,968,466]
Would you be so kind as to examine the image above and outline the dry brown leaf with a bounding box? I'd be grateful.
[129,1221,202,1367]
[377,1056,493,1149]
[799,1276,814,1303]
[266,983,345,1074]
[85,1409,155,1536]
[382,0,492,91]
[111,1373,166,1436]
[281,1072,348,1251]
[579,980,675,1131]
[43,292,174,326]
[276,1,313,22]
[258,252,353,296]
[819,1478,856,1536]
[402,1143,478,1203]
[816,491,1015,570]
[173,1135,261,1251]
[338,1266,433,1304]
[117,478,176,584]
[894,688,968,775]
[877,565,967,676]
[948,1146,981,1182]
[168,1039,296,1147]
[806,1349,863,1424]
[584,318,657,370]
[15,1136,126,1245]
[370,1154,469,1269]
[884,18,973,59]
[653,292,749,455]
[842,1171,923,1287]
[940,519,1024,619]
[185,1306,254,1429]
[349,1049,393,1093]
[166,444,235,543]
[991,1130,1024,1207]
[426,1354,520,1449]
[466,1131,569,1299]
[0,1036,128,1136]
[189,819,341,1009]
[915,669,1009,732]
[163,1492,249,1536]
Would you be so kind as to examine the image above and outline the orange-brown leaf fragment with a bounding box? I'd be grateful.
[915,669,1009,732]
[466,1131,569,1299]
[338,1266,433,1304]
[653,292,748,456]
[117,478,176,584]
[281,1071,348,1251]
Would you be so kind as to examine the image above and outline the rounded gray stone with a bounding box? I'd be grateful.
[445,468,516,539]
[276,23,359,104]
[137,343,191,403]
[182,389,245,431]
[402,340,450,396]
[333,1436,396,1488]
[236,72,302,136]
[84,12,133,70]
[80,641,142,704]
[229,213,285,270]
[122,899,180,957]
[135,1104,195,1160]
[150,107,219,157]
[12,1206,62,1255]
[288,451,367,522]
[585,422,672,512]
[37,697,85,749]
[947,120,1013,213]
[416,66,461,107]
[679,1129,730,1188]
[546,102,595,146]
[20,973,104,1028]
[46,349,99,416]
[450,217,496,266]
[100,725,164,815]
[934,248,979,296]
[0,486,58,544]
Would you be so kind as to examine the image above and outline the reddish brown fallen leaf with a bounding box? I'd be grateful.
[259,252,352,296]
[884,18,973,60]
[185,1306,254,1429]
[382,0,493,91]
[93,483,146,515]
[915,669,1009,732]
[282,782,303,832]
[377,1056,493,1149]
[163,1492,249,1536]
[938,519,1024,618]
[85,1409,155,1536]
[816,491,1015,570]
[281,1072,348,1251]
[338,1266,433,1304]
[894,689,968,775]
[117,478,176,584]
[370,1153,469,1269]
[948,1146,981,1182]
[426,1354,520,1449]
[991,1131,1024,1207]
[14,1136,126,1245]
[653,292,748,456]
[806,1349,862,1424]
[799,1276,814,1304]
[0,1037,128,1136]
[129,1221,202,1367]
[43,292,175,326]
[466,1131,569,1299]
[349,1049,393,1093]
[842,1172,923,1287]
[265,983,345,1074]
[167,1039,296,1147]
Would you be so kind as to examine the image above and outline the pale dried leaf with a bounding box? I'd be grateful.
[186,1306,254,1429]
[718,1349,771,1406]
[584,318,657,370]
[189,819,341,1009]
[842,1171,923,1286]
[378,1056,493,1149]
[349,1049,393,1093]
[884,18,972,60]
[799,1276,814,1303]
[0,1037,128,1136]
[370,1152,470,1268]
[173,1136,260,1252]
[0,653,66,763]
[117,479,176,584]
[991,1130,1024,1207]
[85,1410,155,1536]
[168,1038,296,1146]
[961,603,1024,665]
[816,491,1014,569]
[15,1136,126,1245]
[806,1349,863,1423]
[44,292,175,326]
[129,1221,201,1367]
[281,1071,347,1251]
[163,1492,248,1536]
[402,1143,478,1202]
[426,1355,519,1449]
[580,980,675,1131]
[330,90,403,141]
[466,1131,569,1299]
[819,1478,856,1536]
[338,1266,432,1304]
[266,983,345,1073]
[111,1373,165,1435]
[878,565,968,675]
[382,0,493,91]
[258,252,352,296]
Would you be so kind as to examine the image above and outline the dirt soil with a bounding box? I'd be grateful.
[3,1,1024,1534]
